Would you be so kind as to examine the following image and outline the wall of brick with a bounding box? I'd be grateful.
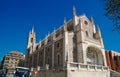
[105,50,120,73]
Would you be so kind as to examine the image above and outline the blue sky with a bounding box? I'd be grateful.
[0,0,120,60]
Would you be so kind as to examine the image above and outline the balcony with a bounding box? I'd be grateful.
[67,62,108,71]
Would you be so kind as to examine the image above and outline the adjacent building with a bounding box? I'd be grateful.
[25,7,110,77]
[0,56,5,70]
[105,50,120,72]
[1,51,24,75]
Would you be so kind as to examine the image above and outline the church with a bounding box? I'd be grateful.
[25,7,110,77]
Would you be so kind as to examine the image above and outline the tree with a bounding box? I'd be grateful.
[18,59,24,67]
[0,61,1,69]
[103,0,120,31]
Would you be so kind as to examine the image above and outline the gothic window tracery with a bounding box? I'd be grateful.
[87,50,98,64]
[84,20,88,25]
[86,47,105,66]
[87,47,100,65]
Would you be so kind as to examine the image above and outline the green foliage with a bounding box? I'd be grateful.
[103,0,120,31]
[18,59,24,67]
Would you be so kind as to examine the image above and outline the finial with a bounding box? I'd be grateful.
[91,16,94,25]
[97,25,101,37]
[64,17,67,31]
[32,25,34,33]
[64,17,67,26]
[73,6,76,16]
[54,27,56,32]
[91,17,96,33]
[64,17,66,23]
[97,26,100,32]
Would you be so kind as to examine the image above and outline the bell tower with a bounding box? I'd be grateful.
[25,26,36,68]
[27,26,36,49]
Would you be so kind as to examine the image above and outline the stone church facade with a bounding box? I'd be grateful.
[25,7,110,77]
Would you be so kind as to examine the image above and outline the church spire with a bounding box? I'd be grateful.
[27,26,36,49]
[73,6,76,16]
[64,17,67,31]
[91,16,94,25]
[64,17,67,24]
[32,26,34,34]
[97,26,101,38]
[73,6,78,26]
[97,26,104,47]
[95,26,102,40]
[91,17,96,33]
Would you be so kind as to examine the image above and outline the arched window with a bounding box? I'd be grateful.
[57,42,60,48]
[86,47,103,65]
[87,50,98,64]
[31,38,33,43]
[57,55,60,65]
[86,31,89,37]
[84,20,88,25]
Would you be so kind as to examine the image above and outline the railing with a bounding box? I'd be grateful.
[29,63,109,72]
[68,62,109,71]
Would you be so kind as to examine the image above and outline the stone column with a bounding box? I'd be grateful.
[52,41,54,70]
[32,53,34,67]
[52,31,56,70]
[76,29,85,63]
[101,49,107,66]
[31,45,34,68]
[43,48,46,69]
[37,52,39,66]
[64,31,69,68]
[82,45,87,64]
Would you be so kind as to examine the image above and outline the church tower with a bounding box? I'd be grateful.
[25,26,36,68]
[27,26,36,51]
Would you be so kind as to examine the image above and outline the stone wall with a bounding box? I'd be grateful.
[30,62,110,77]
[110,70,120,77]
[31,70,67,77]
[68,70,110,77]
[30,69,110,77]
